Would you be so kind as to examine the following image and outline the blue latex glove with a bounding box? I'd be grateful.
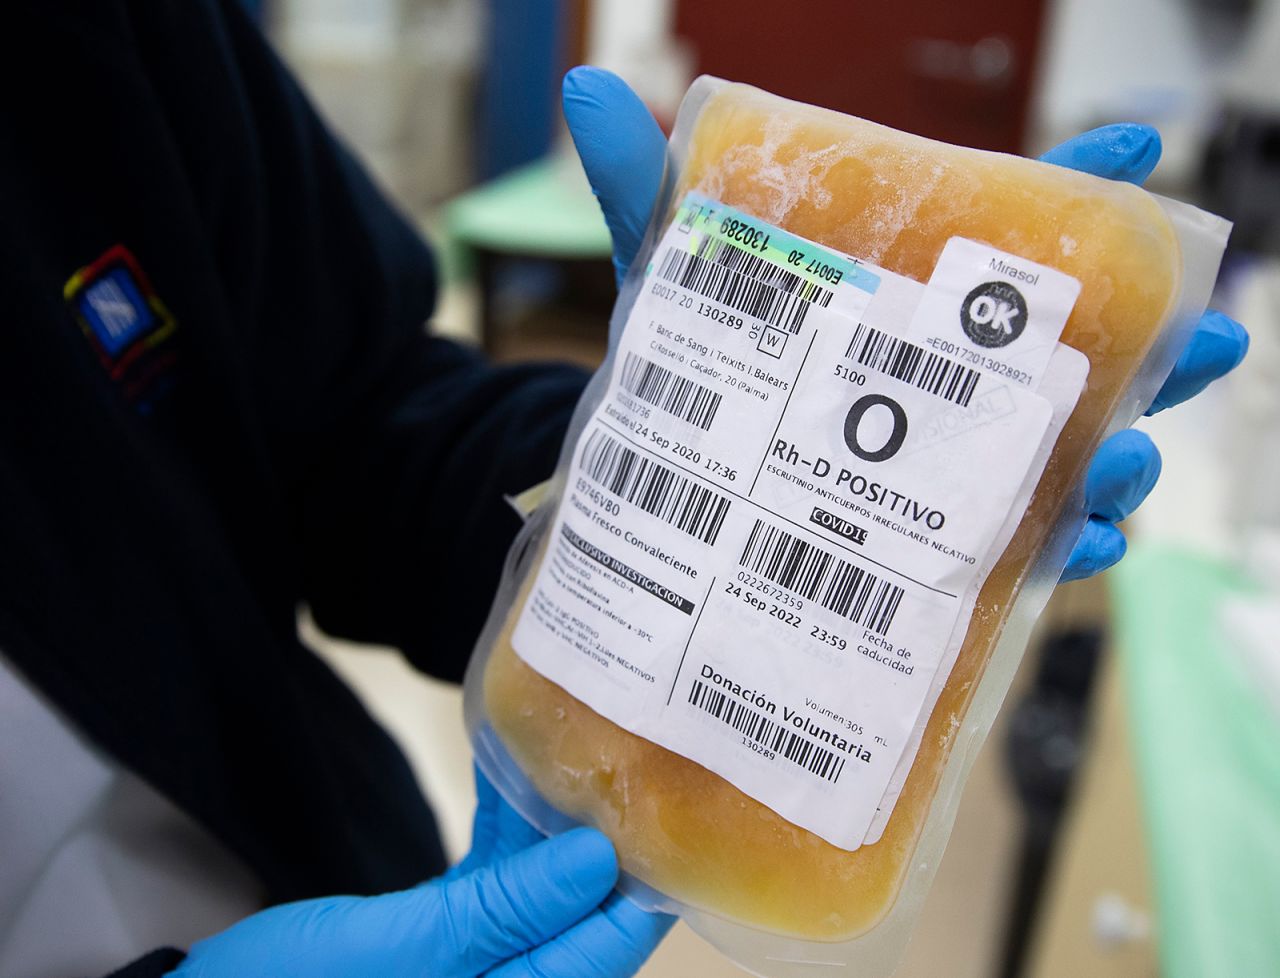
[563,66,1248,582]
[167,771,671,978]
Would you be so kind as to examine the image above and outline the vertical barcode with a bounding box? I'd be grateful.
[657,235,833,334]
[844,323,981,407]
[618,351,721,431]
[688,679,847,784]
[581,429,730,545]
[739,519,904,635]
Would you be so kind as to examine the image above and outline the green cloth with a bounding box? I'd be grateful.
[443,157,612,258]
[1112,545,1280,978]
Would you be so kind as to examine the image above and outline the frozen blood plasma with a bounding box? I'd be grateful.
[481,81,1183,941]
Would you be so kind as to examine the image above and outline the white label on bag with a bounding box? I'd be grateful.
[906,237,1082,392]
[859,340,1091,845]
[511,194,1085,850]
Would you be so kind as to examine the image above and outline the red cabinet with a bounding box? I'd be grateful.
[674,0,1049,153]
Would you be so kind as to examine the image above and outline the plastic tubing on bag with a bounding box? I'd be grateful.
[463,77,1229,977]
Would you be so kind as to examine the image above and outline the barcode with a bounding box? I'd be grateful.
[688,679,846,784]
[657,235,833,334]
[845,323,981,408]
[581,429,730,545]
[618,351,721,431]
[740,519,904,635]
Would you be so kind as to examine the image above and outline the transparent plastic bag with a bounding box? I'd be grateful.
[463,76,1229,977]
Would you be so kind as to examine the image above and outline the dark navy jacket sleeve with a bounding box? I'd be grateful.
[140,0,587,680]
[2,4,587,971]
[103,948,186,978]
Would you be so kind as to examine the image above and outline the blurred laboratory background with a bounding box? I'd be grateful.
[254,1,1280,975]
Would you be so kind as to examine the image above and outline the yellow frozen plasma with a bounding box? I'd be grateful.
[483,82,1182,941]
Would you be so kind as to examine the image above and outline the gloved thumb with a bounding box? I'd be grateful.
[426,826,620,975]
[169,828,621,978]
[563,66,667,285]
[1038,123,1161,184]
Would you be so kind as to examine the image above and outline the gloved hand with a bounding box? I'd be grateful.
[168,770,672,978]
[1037,134,1249,579]
[562,66,1248,582]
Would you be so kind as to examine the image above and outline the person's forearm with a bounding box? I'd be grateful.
[298,337,587,681]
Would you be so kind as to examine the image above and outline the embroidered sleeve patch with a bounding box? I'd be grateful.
[64,244,178,411]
